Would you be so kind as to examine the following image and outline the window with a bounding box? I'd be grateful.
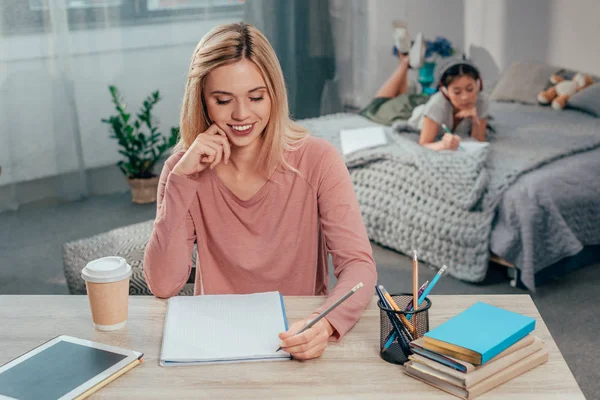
[1,0,244,36]
[146,0,244,11]
[29,0,125,10]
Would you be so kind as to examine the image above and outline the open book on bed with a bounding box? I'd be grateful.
[340,126,389,155]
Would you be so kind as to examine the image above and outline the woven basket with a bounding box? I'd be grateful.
[127,177,159,204]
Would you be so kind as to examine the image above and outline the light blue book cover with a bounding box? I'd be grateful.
[424,302,535,364]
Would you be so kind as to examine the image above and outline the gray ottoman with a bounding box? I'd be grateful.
[63,220,195,296]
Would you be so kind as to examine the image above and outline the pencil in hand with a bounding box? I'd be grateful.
[276,282,364,352]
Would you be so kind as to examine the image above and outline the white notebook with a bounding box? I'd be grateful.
[458,140,489,153]
[159,292,291,366]
[340,126,388,155]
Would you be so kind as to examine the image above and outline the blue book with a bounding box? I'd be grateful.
[423,302,535,365]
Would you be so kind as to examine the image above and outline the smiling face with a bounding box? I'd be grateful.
[444,75,479,111]
[203,58,272,149]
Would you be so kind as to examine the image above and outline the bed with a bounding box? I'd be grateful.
[297,102,600,291]
[490,139,600,288]
[62,100,599,295]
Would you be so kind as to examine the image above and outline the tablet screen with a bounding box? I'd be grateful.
[0,340,128,400]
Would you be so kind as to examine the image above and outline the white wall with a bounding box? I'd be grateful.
[362,0,465,105]
[464,0,600,89]
[464,0,551,88]
[3,0,599,188]
[0,18,237,187]
[464,0,504,89]
[546,0,600,76]
[330,0,465,108]
[362,0,600,103]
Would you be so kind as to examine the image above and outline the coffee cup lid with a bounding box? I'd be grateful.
[81,256,132,284]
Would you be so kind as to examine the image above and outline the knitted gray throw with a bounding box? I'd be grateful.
[299,109,600,283]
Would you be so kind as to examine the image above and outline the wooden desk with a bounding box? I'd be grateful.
[0,295,584,399]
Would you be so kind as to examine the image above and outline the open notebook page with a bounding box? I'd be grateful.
[340,126,388,155]
[160,292,290,365]
[459,140,489,153]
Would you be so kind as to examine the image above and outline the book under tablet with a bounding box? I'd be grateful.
[159,291,291,366]
[0,335,143,400]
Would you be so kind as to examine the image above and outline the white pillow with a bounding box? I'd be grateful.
[490,62,559,105]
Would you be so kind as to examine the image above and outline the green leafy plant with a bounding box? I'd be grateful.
[102,85,179,179]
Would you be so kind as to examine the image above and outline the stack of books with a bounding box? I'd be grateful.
[405,302,549,399]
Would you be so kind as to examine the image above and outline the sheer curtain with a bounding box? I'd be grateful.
[0,0,86,212]
[328,0,369,111]
[244,0,339,119]
[0,0,243,213]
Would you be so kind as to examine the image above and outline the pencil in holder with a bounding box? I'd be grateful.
[377,293,431,365]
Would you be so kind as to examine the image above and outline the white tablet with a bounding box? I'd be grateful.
[0,335,143,400]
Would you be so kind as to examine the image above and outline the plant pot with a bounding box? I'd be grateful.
[127,177,159,204]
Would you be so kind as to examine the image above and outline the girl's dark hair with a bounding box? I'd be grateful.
[440,63,480,87]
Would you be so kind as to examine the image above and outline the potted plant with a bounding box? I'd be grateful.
[419,36,455,94]
[102,85,179,204]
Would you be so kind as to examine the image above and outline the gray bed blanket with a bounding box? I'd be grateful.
[298,105,600,287]
[491,146,600,289]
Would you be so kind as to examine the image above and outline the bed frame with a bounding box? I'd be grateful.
[489,253,519,287]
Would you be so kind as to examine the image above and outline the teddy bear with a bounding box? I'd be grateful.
[537,72,595,110]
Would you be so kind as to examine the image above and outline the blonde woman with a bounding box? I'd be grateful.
[143,22,377,361]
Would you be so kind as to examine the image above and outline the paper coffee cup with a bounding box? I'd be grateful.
[81,256,132,331]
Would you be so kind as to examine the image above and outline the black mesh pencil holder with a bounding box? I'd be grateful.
[377,293,432,365]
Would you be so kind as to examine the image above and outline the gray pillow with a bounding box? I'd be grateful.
[568,83,600,117]
[490,62,559,105]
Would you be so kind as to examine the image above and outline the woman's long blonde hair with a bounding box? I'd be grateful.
[175,22,308,175]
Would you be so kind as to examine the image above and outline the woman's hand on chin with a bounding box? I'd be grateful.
[172,124,231,178]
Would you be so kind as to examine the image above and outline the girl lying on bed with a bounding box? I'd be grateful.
[360,28,488,151]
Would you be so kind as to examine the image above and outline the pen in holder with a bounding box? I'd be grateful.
[377,293,431,365]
